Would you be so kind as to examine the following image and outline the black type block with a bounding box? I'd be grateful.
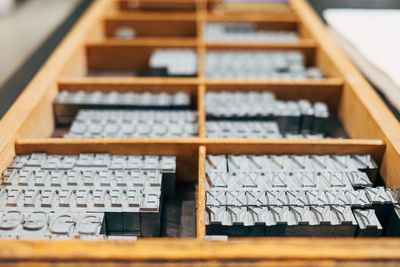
[248,225,265,237]
[105,212,123,234]
[227,225,247,237]
[122,212,141,235]
[269,224,286,237]
[386,205,400,237]
[206,224,227,236]
[137,67,168,77]
[140,212,161,237]
[162,172,176,197]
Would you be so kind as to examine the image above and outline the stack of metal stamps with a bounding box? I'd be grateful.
[206,51,324,80]
[205,154,400,237]
[149,49,197,77]
[65,110,198,138]
[0,153,177,239]
[205,22,298,43]
[205,91,329,138]
[54,91,191,124]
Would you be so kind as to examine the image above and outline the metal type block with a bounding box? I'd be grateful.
[105,212,123,234]
[305,190,329,206]
[60,155,78,170]
[345,190,371,208]
[26,153,46,168]
[74,212,105,239]
[317,172,352,190]
[48,212,80,239]
[8,155,29,169]
[2,169,19,186]
[234,172,258,189]
[265,190,288,206]
[268,206,288,236]
[268,155,289,171]
[19,211,51,240]
[0,210,24,239]
[205,235,228,241]
[206,190,226,207]
[32,170,49,187]
[99,169,113,187]
[350,154,378,182]
[226,207,248,236]
[246,191,268,207]
[76,189,91,208]
[353,209,382,237]
[110,155,127,170]
[225,191,246,207]
[309,155,331,171]
[93,153,111,168]
[312,102,329,133]
[263,172,288,189]
[206,206,226,235]
[206,172,229,189]
[386,205,400,237]
[42,155,62,170]
[0,189,7,207]
[345,171,373,188]
[286,206,312,237]
[107,235,138,241]
[206,155,228,173]
[140,191,161,237]
[41,189,58,208]
[6,189,24,207]
[142,156,159,170]
[287,172,318,189]
[363,187,395,228]
[285,190,309,206]
[386,189,400,204]
[115,27,135,39]
[126,156,143,170]
[50,170,65,187]
[23,189,41,208]
[298,100,314,133]
[325,190,350,206]
[66,170,80,186]
[364,187,395,205]
[59,189,75,208]
[287,155,314,172]
[330,206,357,237]
[308,206,332,237]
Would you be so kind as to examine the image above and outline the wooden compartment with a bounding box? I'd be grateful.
[0,0,400,265]
[204,81,346,138]
[118,0,197,12]
[104,13,197,39]
[85,41,198,75]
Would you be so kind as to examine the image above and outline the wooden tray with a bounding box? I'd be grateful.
[0,0,399,265]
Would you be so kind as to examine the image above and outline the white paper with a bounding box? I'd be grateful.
[324,9,400,112]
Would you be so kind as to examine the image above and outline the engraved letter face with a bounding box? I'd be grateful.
[0,211,23,230]
[77,214,102,235]
[23,211,49,231]
[49,214,75,235]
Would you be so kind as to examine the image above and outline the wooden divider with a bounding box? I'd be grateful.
[197,84,206,138]
[197,145,206,239]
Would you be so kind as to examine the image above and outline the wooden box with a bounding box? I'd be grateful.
[0,0,399,265]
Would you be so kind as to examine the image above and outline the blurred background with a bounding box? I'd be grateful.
[0,0,399,119]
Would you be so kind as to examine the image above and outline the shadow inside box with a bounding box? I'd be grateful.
[161,182,197,238]
[87,68,198,78]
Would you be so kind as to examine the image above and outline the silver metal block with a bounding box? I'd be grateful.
[353,209,382,237]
